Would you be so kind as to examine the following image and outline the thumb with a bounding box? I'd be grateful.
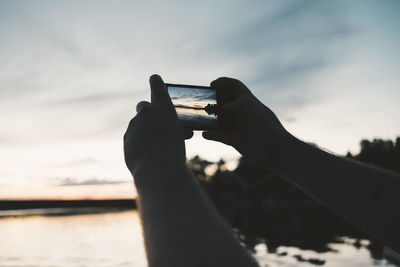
[202,130,232,146]
[149,74,173,108]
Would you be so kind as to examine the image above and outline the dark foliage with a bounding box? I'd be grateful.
[346,137,400,173]
[188,137,399,264]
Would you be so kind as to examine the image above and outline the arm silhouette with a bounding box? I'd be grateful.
[123,75,259,267]
[203,77,400,252]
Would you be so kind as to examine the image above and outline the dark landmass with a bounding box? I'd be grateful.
[174,104,206,110]
[173,103,219,116]
[188,137,400,265]
[0,199,136,211]
[204,104,218,115]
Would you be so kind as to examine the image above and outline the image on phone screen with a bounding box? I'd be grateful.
[166,84,218,130]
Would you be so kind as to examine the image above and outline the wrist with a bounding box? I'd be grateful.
[271,132,303,175]
[132,154,188,190]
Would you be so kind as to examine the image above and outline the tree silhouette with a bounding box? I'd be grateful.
[204,104,218,116]
[346,137,400,173]
[187,136,399,264]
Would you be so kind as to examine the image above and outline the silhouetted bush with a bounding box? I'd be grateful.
[188,137,399,263]
[347,137,400,173]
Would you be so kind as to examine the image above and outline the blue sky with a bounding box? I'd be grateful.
[0,0,399,199]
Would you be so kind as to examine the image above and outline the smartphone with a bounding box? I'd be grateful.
[165,83,219,130]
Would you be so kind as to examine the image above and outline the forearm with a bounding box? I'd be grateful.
[134,159,259,267]
[275,137,400,250]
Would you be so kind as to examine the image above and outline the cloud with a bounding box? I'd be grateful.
[0,1,360,163]
[157,1,358,114]
[54,157,98,167]
[2,0,398,195]
[224,1,356,87]
[58,178,127,186]
[0,1,362,151]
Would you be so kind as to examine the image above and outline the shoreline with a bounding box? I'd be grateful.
[0,199,137,218]
[0,199,137,211]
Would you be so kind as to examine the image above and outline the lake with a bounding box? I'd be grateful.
[0,209,396,266]
[175,107,218,129]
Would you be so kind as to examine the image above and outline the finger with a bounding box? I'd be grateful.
[222,95,254,114]
[202,130,231,145]
[210,77,252,98]
[210,77,266,109]
[124,116,137,141]
[136,101,151,114]
[183,128,194,140]
[149,74,172,107]
[127,116,136,129]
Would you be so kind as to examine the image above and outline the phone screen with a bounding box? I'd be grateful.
[165,83,218,130]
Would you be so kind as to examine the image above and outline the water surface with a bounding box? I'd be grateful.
[175,107,218,129]
[0,210,396,266]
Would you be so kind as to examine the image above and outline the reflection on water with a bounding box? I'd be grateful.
[253,240,397,267]
[0,210,146,267]
[0,210,396,266]
[175,107,217,129]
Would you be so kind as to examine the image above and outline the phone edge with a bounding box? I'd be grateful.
[165,83,212,90]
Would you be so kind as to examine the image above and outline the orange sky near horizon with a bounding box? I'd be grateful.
[0,182,136,201]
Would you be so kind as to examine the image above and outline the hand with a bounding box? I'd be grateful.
[203,77,294,172]
[123,75,193,181]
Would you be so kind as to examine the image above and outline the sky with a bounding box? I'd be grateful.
[168,86,216,107]
[0,0,399,199]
